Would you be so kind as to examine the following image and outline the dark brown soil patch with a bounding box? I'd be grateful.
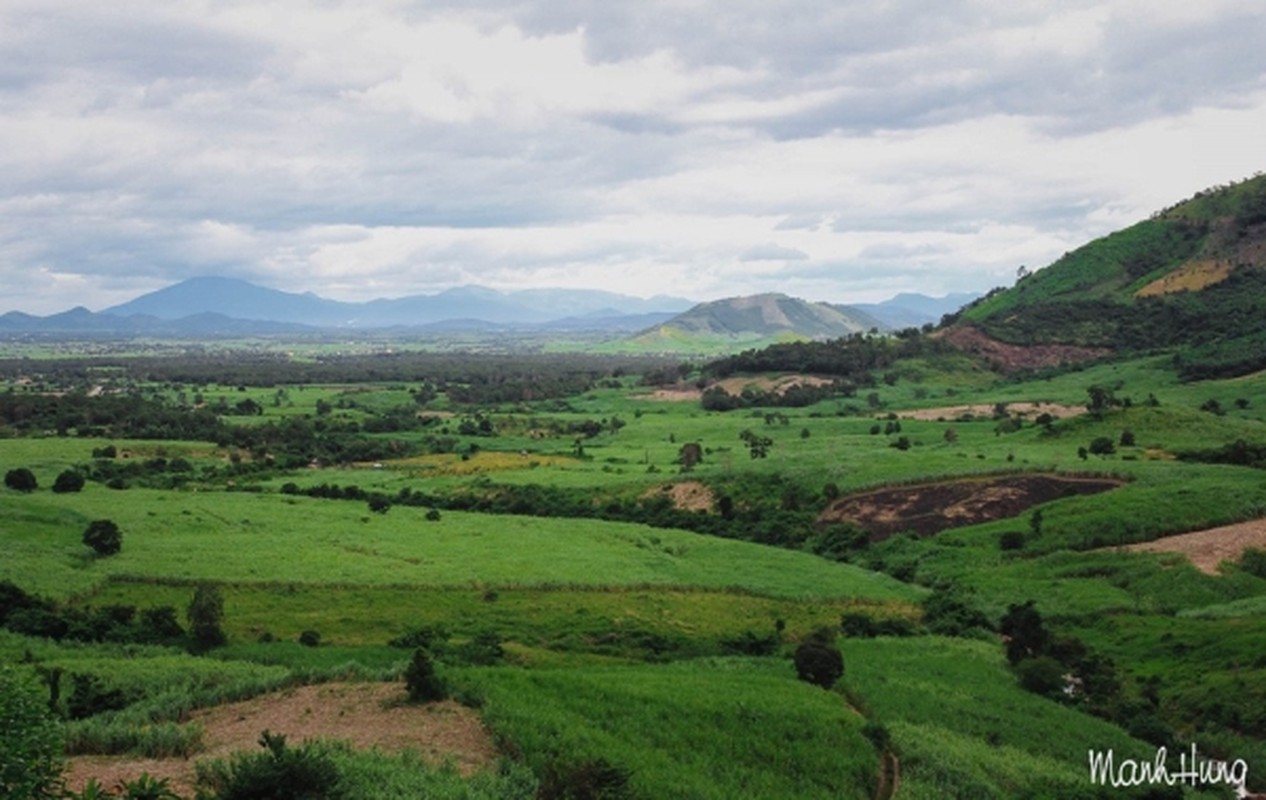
[819,474,1123,540]
[938,325,1111,373]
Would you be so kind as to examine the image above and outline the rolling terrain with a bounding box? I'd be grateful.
[4,174,1266,799]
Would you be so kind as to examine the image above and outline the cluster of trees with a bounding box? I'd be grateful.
[0,580,182,647]
[704,333,949,381]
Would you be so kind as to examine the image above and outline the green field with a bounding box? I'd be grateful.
[4,340,1266,799]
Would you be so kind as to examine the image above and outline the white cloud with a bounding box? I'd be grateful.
[1,0,1265,314]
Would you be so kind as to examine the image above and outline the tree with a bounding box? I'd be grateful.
[187,584,227,651]
[51,470,85,494]
[1000,600,1049,664]
[794,632,844,689]
[82,520,122,557]
[677,442,703,471]
[1085,385,1117,416]
[404,648,446,702]
[0,666,64,800]
[1088,436,1116,456]
[4,468,37,493]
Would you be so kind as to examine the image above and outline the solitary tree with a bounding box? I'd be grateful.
[82,520,122,556]
[4,468,37,493]
[187,584,227,651]
[404,648,446,702]
[52,470,85,494]
[794,631,845,689]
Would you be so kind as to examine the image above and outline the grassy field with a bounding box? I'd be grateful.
[5,345,1266,798]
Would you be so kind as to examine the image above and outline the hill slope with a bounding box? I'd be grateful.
[958,174,1266,355]
[632,293,886,347]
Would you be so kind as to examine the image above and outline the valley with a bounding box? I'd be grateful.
[4,175,1266,799]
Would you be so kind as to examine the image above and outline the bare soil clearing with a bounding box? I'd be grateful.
[64,682,497,797]
[897,401,1084,422]
[1116,517,1266,574]
[649,480,716,512]
[819,474,1123,539]
[641,374,832,402]
[939,326,1111,372]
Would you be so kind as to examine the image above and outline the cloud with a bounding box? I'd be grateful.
[1,1,1265,313]
[739,243,809,262]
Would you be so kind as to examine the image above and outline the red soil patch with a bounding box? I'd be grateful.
[819,474,1122,540]
[939,325,1111,373]
[65,682,496,797]
[1116,517,1266,574]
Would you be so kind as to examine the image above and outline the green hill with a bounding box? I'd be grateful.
[631,293,885,348]
[959,173,1266,364]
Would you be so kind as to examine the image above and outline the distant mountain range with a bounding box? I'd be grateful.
[0,276,976,340]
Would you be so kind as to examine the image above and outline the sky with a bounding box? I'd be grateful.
[3,1,1266,314]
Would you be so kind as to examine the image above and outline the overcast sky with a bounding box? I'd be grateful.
[3,0,1265,314]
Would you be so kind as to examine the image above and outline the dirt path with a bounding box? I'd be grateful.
[1116,517,1266,574]
[65,682,497,797]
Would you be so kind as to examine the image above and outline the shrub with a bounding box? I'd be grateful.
[1240,548,1266,579]
[1088,436,1116,456]
[298,630,321,648]
[52,470,85,494]
[455,630,504,666]
[1015,656,1066,698]
[540,758,632,800]
[82,520,122,557]
[0,666,64,800]
[998,531,1025,551]
[1119,429,1136,447]
[793,632,844,689]
[404,649,446,702]
[197,730,345,800]
[4,467,38,493]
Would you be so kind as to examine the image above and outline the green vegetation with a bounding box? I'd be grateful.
[6,174,1266,797]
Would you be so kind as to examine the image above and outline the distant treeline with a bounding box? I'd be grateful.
[0,351,674,396]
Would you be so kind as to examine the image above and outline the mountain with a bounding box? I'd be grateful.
[632,293,887,346]
[956,173,1266,364]
[848,292,979,329]
[101,277,695,329]
[103,277,348,325]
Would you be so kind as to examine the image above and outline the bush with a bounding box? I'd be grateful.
[0,666,64,800]
[539,758,632,800]
[1015,656,1066,698]
[1088,436,1116,456]
[52,470,85,494]
[197,730,345,800]
[404,649,446,702]
[1240,548,1266,579]
[998,531,1026,551]
[4,467,38,493]
[298,630,321,647]
[82,520,122,557]
[793,633,844,689]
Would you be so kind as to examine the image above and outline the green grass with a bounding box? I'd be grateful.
[82,582,918,658]
[459,657,878,800]
[844,636,1160,798]
[0,486,917,603]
